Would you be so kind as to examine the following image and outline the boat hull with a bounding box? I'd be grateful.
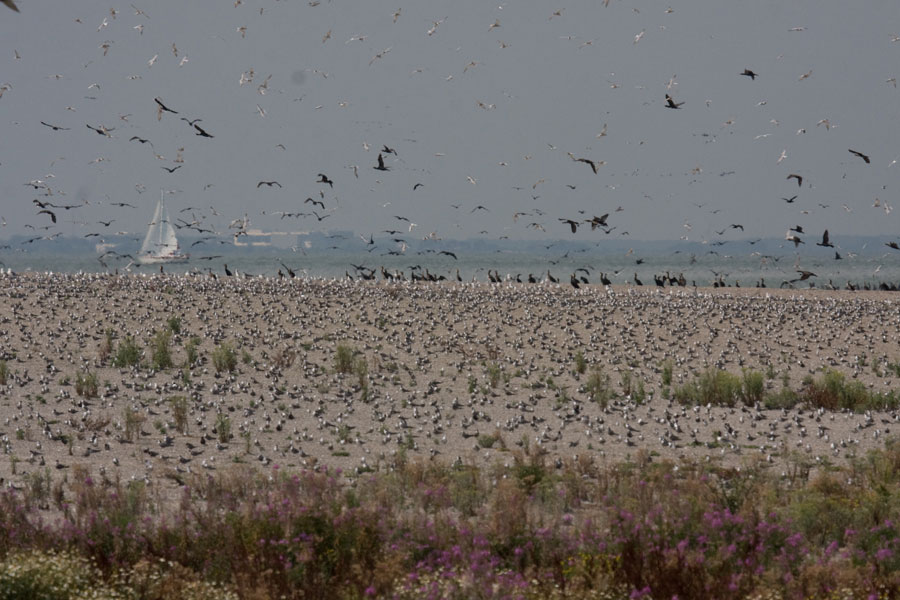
[138,254,190,265]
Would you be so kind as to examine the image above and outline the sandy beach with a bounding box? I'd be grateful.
[1,272,899,501]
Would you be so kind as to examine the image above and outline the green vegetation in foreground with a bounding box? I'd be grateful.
[2,440,900,599]
[675,367,900,411]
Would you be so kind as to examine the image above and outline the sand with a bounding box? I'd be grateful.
[0,271,899,501]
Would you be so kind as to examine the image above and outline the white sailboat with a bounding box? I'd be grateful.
[138,191,189,264]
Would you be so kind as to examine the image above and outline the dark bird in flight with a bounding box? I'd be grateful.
[193,123,214,138]
[311,211,330,221]
[154,97,178,116]
[665,94,684,109]
[786,235,804,247]
[886,241,900,251]
[162,165,182,173]
[848,149,870,164]
[790,225,804,234]
[86,124,114,136]
[317,173,333,187]
[181,117,202,126]
[470,205,489,213]
[374,153,390,171]
[438,250,457,260]
[381,144,397,155]
[110,202,136,208]
[97,220,114,227]
[281,263,296,278]
[792,270,817,282]
[567,153,600,173]
[740,68,759,80]
[304,197,325,210]
[257,180,282,188]
[559,218,580,233]
[730,224,744,231]
[586,214,609,230]
[2,0,19,12]
[41,121,70,131]
[816,230,834,248]
[394,215,410,222]
[37,209,56,223]
[413,183,424,190]
[781,195,798,203]
[129,136,152,145]
[787,173,803,187]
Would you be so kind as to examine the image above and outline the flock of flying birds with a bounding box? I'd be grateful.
[3,1,900,287]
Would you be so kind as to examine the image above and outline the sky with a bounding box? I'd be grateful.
[1,0,899,247]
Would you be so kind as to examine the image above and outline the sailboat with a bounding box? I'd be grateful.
[138,191,189,264]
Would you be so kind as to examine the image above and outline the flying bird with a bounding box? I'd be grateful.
[567,153,602,173]
[317,173,334,187]
[848,149,870,164]
[374,153,390,171]
[817,230,834,248]
[161,165,182,173]
[438,250,457,260]
[154,97,178,119]
[2,0,19,13]
[86,124,114,137]
[193,123,214,138]
[37,209,56,223]
[665,94,684,109]
[41,121,70,131]
[559,218,580,233]
[886,242,900,251]
[586,214,609,230]
[740,69,759,80]
[304,197,325,210]
[787,173,803,187]
[781,195,798,203]
[257,180,282,188]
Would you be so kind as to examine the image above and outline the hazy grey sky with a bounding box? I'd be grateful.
[1,1,899,245]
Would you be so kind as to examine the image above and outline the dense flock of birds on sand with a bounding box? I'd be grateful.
[1,271,900,498]
[2,1,900,499]
[1,2,899,290]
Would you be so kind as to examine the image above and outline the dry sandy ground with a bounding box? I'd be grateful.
[1,272,899,503]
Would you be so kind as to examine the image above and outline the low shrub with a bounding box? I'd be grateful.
[211,343,237,373]
[113,336,141,368]
[74,371,98,399]
[335,344,354,374]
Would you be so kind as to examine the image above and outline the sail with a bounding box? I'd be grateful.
[139,192,186,262]
[157,199,180,254]
[139,194,165,257]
